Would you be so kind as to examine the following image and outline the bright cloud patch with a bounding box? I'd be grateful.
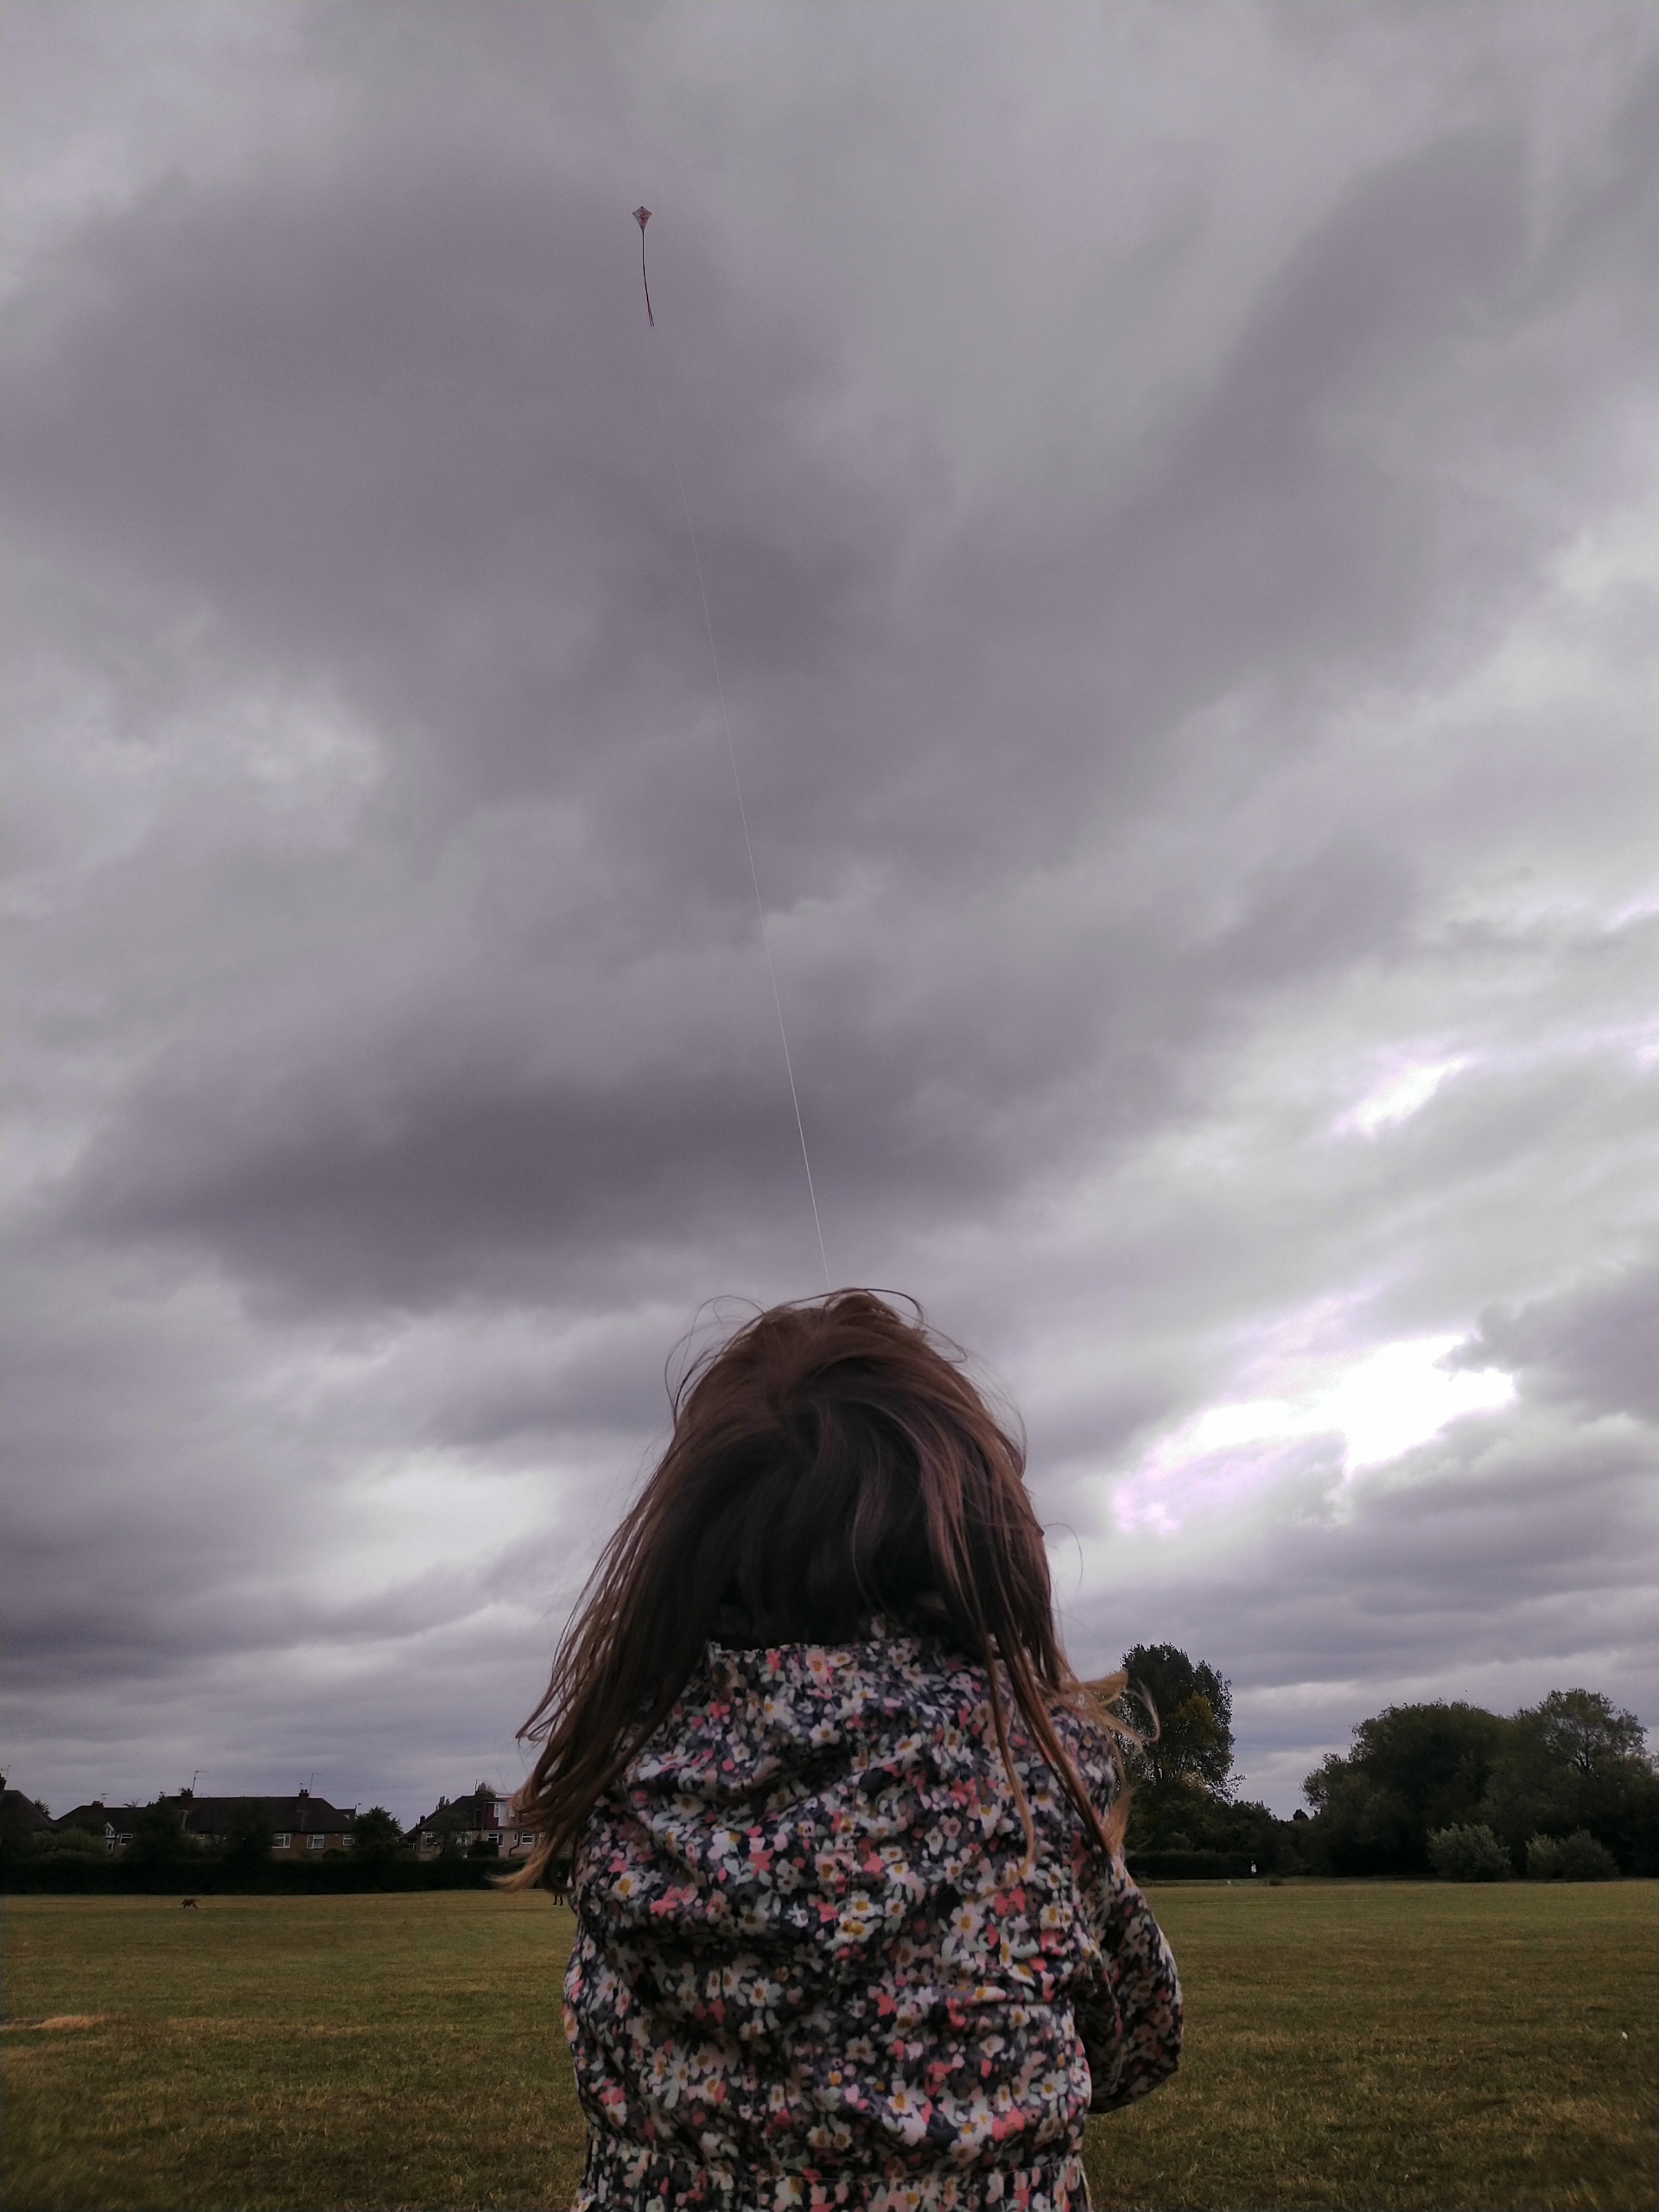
[1113,1335,1516,1535]
[1339,1058,1470,1137]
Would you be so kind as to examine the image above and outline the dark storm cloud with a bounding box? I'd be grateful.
[3,2,1655,1819]
[3,136,915,827]
[13,97,1642,1306]
[52,837,1408,1309]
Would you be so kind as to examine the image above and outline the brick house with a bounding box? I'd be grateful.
[413,1783,536,1860]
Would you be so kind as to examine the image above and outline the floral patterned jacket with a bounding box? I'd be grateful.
[563,1622,1181,2211]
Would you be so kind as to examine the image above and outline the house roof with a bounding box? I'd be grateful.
[54,1794,356,1838]
[2,1788,56,1834]
[162,1791,356,1836]
[416,1785,514,1829]
[56,1801,142,1834]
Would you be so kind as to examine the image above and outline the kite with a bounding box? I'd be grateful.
[633,206,654,328]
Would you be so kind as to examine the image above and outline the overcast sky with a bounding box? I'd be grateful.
[4,2,1654,1826]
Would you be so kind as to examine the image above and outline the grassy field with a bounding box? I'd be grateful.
[1081,1882,1655,2212]
[2,1882,1653,2211]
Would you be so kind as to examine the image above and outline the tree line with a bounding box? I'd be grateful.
[1115,1645,1657,1879]
[6,1651,1654,1889]
[1300,1685,1656,1878]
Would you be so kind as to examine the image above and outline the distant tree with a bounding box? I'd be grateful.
[1480,1690,1657,1874]
[1526,1827,1619,1882]
[1115,1646,1281,1860]
[350,1806,404,1863]
[125,1797,207,1874]
[1523,1688,1649,1775]
[1178,1791,1301,1870]
[1427,1823,1510,1882]
[216,1800,276,1874]
[35,1823,107,1861]
[1553,1830,1620,1882]
[1525,1833,1564,1880]
[1120,1645,1236,1797]
[1304,1702,1510,1876]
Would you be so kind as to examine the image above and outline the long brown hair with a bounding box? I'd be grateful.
[506,1290,1130,1889]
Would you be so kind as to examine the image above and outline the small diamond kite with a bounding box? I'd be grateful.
[633,206,654,328]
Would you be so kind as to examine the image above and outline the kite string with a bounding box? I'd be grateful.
[642,337,832,1292]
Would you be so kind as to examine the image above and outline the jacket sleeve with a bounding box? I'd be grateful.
[1073,1854,1183,2113]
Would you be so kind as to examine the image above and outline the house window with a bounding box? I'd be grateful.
[273,1833,292,1848]
[307,1834,326,1850]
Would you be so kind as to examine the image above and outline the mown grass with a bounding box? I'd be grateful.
[1084,1881,1656,2212]
[2,1882,1653,2211]
[1,1892,583,2212]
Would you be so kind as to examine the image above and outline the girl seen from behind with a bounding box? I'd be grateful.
[511,1290,1181,2210]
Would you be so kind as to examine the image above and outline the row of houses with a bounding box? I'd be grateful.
[3,1776,539,1861]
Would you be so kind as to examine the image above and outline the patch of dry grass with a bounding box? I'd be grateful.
[2,1881,1654,2210]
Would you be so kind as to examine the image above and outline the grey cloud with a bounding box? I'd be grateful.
[6,1624,550,1827]
[11,90,1642,887]
[48,818,1427,1313]
[1451,1257,1659,1425]
[413,1327,682,1452]
[3,138,918,834]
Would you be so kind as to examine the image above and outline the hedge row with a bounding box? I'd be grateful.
[1,1855,501,1896]
[1126,1850,1255,1881]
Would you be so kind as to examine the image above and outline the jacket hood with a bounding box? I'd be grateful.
[644,1622,989,1800]
[580,1621,1113,1972]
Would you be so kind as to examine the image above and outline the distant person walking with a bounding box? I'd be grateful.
[511,1291,1181,2210]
